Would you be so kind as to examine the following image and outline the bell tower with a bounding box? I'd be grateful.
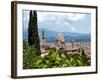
[42,30,46,48]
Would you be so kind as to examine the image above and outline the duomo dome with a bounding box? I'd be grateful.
[56,33,65,42]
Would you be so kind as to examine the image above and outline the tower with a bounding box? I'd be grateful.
[42,30,46,48]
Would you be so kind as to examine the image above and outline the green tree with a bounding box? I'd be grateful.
[28,10,41,56]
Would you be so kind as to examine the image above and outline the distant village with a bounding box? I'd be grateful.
[40,30,91,57]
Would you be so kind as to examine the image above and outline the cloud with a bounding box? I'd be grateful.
[37,11,86,23]
[37,11,71,23]
[23,10,90,33]
[23,11,30,21]
[64,22,77,32]
[65,22,70,26]
[70,26,77,32]
[38,11,82,32]
[37,12,57,22]
[66,13,85,21]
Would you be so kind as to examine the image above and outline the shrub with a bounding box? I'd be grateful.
[23,41,90,69]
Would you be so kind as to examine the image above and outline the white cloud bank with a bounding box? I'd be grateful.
[23,10,90,33]
[37,11,86,22]
[66,13,85,21]
[37,11,87,33]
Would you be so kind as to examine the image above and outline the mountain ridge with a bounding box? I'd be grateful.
[23,28,91,42]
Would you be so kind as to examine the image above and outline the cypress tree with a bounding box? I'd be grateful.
[28,11,33,45]
[28,10,41,56]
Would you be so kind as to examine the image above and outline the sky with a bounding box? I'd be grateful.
[23,10,91,33]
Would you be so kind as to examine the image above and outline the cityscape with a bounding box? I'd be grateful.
[23,10,91,69]
[40,30,91,58]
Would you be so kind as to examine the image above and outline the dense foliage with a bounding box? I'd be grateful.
[28,10,41,56]
[23,41,90,69]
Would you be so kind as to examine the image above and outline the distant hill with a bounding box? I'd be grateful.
[23,28,91,42]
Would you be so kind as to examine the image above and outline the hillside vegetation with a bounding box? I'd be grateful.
[23,41,90,69]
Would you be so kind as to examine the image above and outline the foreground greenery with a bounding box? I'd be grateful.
[23,41,90,69]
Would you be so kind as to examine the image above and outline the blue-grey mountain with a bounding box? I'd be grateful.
[23,28,90,42]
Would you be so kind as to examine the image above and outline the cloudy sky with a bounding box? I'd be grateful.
[23,10,91,33]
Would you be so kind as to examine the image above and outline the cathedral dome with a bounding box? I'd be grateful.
[56,33,65,42]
